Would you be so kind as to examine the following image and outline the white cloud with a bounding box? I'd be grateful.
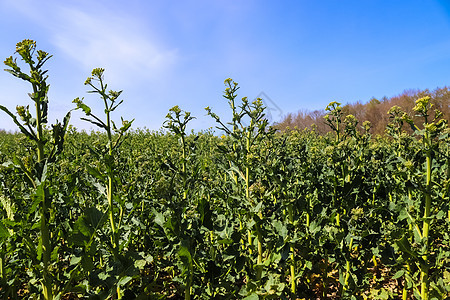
[4,0,179,86]
[51,6,178,86]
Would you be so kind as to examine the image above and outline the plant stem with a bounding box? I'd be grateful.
[420,146,432,300]
[102,88,118,251]
[108,175,117,248]
[402,263,411,300]
[447,148,450,223]
[0,246,4,284]
[181,135,187,200]
[372,255,378,282]
[185,271,192,300]
[288,204,296,294]
[35,85,53,300]
[342,237,353,294]
[41,196,52,300]
[256,211,263,281]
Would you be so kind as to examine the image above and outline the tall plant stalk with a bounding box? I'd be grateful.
[1,39,71,300]
[73,68,133,298]
[164,105,195,300]
[402,96,447,300]
[206,78,274,292]
[420,143,432,299]
[287,203,296,294]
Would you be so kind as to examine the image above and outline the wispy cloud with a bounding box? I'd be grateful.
[52,6,178,85]
[4,0,179,86]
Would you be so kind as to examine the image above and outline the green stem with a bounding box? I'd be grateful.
[247,230,253,255]
[288,204,296,294]
[239,218,245,250]
[185,278,191,300]
[342,237,353,294]
[290,245,295,294]
[372,255,377,282]
[34,82,44,163]
[0,246,4,284]
[420,148,432,300]
[403,262,412,300]
[245,128,256,267]
[402,284,408,300]
[447,151,450,223]
[41,197,52,300]
[181,135,187,200]
[240,217,249,283]
[342,260,350,294]
[102,87,118,252]
[256,230,263,281]
[108,175,117,248]
[185,258,193,300]
[35,86,53,300]
[210,231,215,252]
[336,119,340,142]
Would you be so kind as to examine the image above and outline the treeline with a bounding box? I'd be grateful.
[276,86,450,135]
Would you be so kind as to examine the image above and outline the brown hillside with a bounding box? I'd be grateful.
[276,86,450,135]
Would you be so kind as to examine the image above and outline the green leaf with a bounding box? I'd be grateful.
[217,238,233,245]
[86,165,105,181]
[79,103,91,115]
[80,117,106,129]
[84,207,105,231]
[178,244,192,262]
[74,217,90,237]
[243,293,259,300]
[117,276,132,287]
[153,209,165,228]
[40,161,48,183]
[392,269,405,280]
[309,220,321,234]
[396,235,417,259]
[272,220,288,239]
[70,256,82,266]
[134,260,147,269]
[74,207,105,238]
[251,201,263,214]
[30,184,45,215]
[51,245,59,261]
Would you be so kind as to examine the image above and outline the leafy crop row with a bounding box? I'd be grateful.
[0,40,449,299]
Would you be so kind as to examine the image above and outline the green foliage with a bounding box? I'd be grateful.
[0,40,450,300]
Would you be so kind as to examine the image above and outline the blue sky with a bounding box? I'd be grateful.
[1,0,450,132]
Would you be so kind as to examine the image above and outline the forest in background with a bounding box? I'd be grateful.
[276,86,450,135]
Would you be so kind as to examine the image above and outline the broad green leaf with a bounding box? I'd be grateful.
[243,293,259,300]
[117,276,132,287]
[392,270,405,280]
[84,207,105,231]
[86,165,105,181]
[70,256,82,266]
